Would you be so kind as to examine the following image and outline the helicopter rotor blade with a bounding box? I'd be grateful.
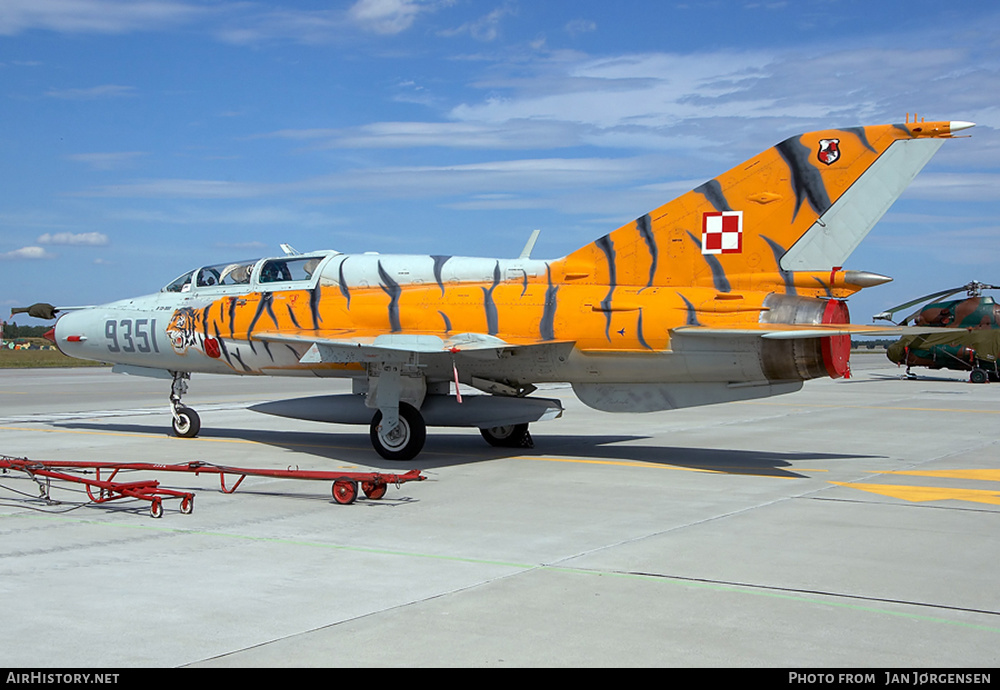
[965,281,1000,296]
[873,287,968,324]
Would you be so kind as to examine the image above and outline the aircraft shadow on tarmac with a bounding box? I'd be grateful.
[53,421,879,480]
[853,371,972,384]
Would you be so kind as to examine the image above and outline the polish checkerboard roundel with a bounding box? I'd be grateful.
[702,211,742,255]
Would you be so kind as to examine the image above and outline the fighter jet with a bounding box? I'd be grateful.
[28,118,973,459]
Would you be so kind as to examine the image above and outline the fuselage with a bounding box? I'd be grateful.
[54,247,854,401]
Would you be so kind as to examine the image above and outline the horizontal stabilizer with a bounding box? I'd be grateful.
[674,324,946,340]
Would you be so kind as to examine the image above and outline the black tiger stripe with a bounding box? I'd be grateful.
[775,136,832,221]
[482,262,500,336]
[687,231,731,293]
[596,234,616,341]
[432,255,451,296]
[637,213,658,289]
[378,261,401,332]
[540,263,558,341]
[214,322,234,368]
[338,258,351,309]
[694,179,732,212]
[438,311,452,333]
[762,236,796,295]
[309,284,322,329]
[637,309,652,350]
[286,303,302,329]
[679,294,701,326]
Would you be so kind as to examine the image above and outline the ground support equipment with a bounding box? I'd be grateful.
[1,456,193,518]
[1,456,425,517]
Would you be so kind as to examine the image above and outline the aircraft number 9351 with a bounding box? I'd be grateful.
[105,318,159,354]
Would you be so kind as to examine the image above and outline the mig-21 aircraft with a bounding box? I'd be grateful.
[26,118,973,460]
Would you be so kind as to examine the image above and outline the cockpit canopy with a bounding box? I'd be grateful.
[162,254,332,293]
[163,260,256,293]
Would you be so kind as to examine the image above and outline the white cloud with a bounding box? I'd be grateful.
[45,84,135,100]
[77,179,273,199]
[66,152,146,170]
[437,2,515,42]
[348,0,434,35]
[0,246,54,260]
[215,8,345,46]
[73,156,664,204]
[37,232,109,246]
[564,19,596,37]
[0,0,206,36]
[265,120,580,150]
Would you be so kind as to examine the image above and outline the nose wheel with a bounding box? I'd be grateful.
[169,371,200,438]
[171,404,201,438]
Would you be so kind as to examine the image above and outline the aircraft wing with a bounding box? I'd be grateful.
[254,330,575,365]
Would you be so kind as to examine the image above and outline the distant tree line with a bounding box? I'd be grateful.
[1,322,51,339]
[851,339,893,349]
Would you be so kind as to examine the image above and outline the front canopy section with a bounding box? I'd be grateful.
[162,259,258,293]
[160,251,339,294]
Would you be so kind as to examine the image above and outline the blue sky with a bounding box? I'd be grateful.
[2,0,999,329]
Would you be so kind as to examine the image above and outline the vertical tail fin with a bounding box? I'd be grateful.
[555,120,972,295]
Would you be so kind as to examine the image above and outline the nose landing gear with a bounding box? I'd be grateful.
[169,372,201,438]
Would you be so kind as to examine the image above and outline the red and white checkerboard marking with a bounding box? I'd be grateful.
[701,211,743,255]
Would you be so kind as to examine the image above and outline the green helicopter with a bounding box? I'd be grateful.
[874,282,1000,383]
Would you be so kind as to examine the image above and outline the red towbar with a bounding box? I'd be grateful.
[0,456,426,518]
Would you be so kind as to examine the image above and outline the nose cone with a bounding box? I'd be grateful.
[43,328,56,342]
[52,310,93,359]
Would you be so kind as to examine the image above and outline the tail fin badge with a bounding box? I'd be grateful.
[702,211,743,255]
[817,138,841,165]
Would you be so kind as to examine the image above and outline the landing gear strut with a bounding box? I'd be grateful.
[169,372,200,438]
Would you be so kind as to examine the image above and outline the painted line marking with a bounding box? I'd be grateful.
[831,482,1000,506]
[3,511,998,634]
[742,401,1000,415]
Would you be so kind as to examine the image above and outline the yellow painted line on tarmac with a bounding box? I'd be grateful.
[742,401,1000,415]
[522,455,724,473]
[520,455,825,477]
[831,482,1000,506]
[877,469,1000,482]
[0,424,364,453]
[0,425,163,439]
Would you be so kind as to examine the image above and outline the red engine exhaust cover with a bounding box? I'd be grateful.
[821,299,851,379]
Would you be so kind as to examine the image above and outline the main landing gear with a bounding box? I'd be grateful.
[369,403,426,461]
[165,370,539,461]
[169,372,201,438]
[479,423,533,448]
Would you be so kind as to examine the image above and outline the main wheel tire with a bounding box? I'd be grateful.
[971,368,989,384]
[479,423,531,448]
[370,403,426,461]
[171,405,201,438]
